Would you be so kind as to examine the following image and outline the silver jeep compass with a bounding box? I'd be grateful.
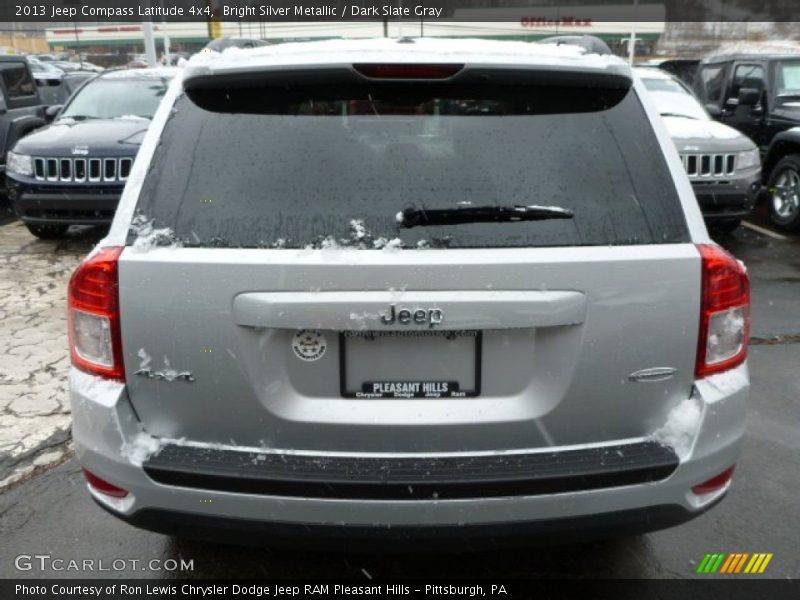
[68,38,750,546]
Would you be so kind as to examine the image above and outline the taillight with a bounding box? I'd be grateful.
[695,244,750,378]
[353,63,464,79]
[691,465,735,495]
[83,469,129,498]
[68,246,125,381]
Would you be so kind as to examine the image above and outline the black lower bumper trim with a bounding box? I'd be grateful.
[693,184,757,220]
[9,190,121,225]
[100,502,714,550]
[143,441,679,500]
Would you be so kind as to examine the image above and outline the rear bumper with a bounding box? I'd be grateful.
[691,173,760,221]
[70,365,747,545]
[100,501,719,550]
[6,177,121,225]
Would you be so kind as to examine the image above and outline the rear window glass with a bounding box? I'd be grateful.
[133,77,688,249]
[0,61,37,98]
[775,61,800,99]
[62,77,170,120]
[695,64,729,105]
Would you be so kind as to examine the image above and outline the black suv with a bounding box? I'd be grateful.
[5,68,174,238]
[693,53,800,230]
[0,56,47,188]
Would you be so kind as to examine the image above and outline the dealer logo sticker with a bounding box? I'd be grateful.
[291,330,327,362]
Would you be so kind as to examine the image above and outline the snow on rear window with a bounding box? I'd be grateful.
[131,80,688,249]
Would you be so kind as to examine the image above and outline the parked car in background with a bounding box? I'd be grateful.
[0,56,47,187]
[639,58,700,88]
[69,39,749,546]
[204,36,270,52]
[25,56,64,105]
[27,56,97,106]
[637,67,761,232]
[693,51,800,230]
[5,68,175,238]
[35,53,70,63]
[49,60,104,74]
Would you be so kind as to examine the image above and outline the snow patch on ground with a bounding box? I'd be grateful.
[652,398,703,460]
[121,432,162,467]
[129,215,181,252]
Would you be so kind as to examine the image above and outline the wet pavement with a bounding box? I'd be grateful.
[0,220,105,489]
[0,209,798,579]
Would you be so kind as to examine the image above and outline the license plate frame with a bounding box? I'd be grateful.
[339,330,482,399]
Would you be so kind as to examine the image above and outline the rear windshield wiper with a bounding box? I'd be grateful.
[396,205,574,229]
[660,112,698,119]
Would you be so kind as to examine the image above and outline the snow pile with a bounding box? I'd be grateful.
[188,36,625,72]
[129,214,181,252]
[121,432,162,467]
[662,116,743,141]
[350,219,367,241]
[304,219,406,251]
[157,357,183,382]
[705,367,748,396]
[652,398,702,459]
[103,67,179,79]
[707,40,800,60]
[137,348,152,370]
[70,369,124,402]
[708,310,745,350]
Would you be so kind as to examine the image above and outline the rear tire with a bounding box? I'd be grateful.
[25,223,69,239]
[767,154,800,231]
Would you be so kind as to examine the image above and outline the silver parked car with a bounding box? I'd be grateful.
[636,67,761,232]
[68,39,750,547]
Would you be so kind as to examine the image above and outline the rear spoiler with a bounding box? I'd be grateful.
[183,62,632,93]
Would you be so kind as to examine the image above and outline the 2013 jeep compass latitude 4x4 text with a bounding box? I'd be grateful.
[69,39,749,546]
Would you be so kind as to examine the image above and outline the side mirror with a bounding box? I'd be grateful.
[705,103,722,118]
[738,87,761,107]
[44,104,63,122]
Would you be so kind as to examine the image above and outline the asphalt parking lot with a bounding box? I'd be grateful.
[0,202,798,580]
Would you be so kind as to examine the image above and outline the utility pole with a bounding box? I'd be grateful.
[73,22,82,67]
[628,0,638,64]
[142,21,157,67]
[160,0,171,64]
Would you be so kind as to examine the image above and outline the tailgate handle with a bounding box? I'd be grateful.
[233,291,586,331]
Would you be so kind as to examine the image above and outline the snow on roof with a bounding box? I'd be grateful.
[704,41,800,61]
[101,67,179,80]
[186,37,628,76]
[633,66,674,79]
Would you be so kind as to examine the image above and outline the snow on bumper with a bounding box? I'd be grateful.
[69,366,747,528]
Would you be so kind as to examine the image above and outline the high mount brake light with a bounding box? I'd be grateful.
[695,244,750,378]
[353,64,464,79]
[68,246,125,381]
